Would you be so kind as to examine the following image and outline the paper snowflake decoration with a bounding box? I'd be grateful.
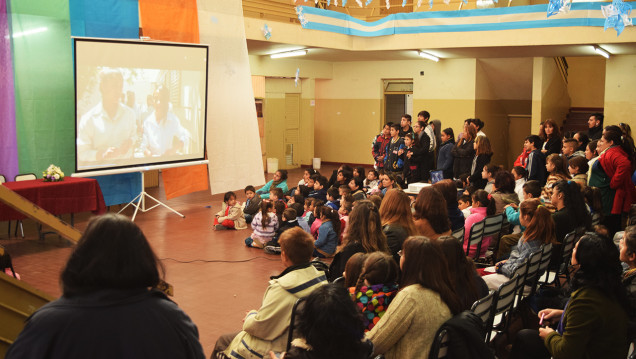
[262,24,271,40]
[295,68,300,87]
[547,0,571,17]
[602,0,633,35]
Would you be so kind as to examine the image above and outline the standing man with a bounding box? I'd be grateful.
[587,113,604,140]
[417,111,436,154]
[372,122,392,171]
[411,120,431,182]
[398,114,414,138]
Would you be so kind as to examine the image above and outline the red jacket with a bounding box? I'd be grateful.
[371,133,391,168]
[599,146,636,214]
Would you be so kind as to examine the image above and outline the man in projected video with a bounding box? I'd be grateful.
[77,69,137,162]
[140,86,189,157]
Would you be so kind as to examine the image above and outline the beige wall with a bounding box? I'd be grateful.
[604,54,636,126]
[567,56,606,108]
[531,57,571,132]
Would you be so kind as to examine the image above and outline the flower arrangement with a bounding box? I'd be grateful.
[43,164,64,182]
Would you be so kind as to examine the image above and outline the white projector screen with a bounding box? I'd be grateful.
[74,38,208,173]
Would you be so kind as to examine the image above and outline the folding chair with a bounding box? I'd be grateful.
[286,297,307,352]
[486,274,520,342]
[332,276,345,286]
[12,173,37,238]
[465,219,485,260]
[450,227,464,241]
[535,243,553,290]
[470,290,496,340]
[429,328,449,359]
[591,212,601,227]
[544,230,577,287]
[481,214,504,264]
[516,249,543,303]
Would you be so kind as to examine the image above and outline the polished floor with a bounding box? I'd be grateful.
[0,165,338,357]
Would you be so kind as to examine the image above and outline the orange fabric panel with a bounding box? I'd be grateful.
[162,164,209,200]
[138,0,199,43]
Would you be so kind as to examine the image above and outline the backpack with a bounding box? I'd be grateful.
[429,311,494,359]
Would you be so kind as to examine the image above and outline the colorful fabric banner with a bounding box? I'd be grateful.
[138,0,208,198]
[69,0,142,206]
[139,0,199,43]
[10,0,75,177]
[297,2,610,37]
[0,1,18,181]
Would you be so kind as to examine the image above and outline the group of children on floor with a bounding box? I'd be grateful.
[213,166,395,258]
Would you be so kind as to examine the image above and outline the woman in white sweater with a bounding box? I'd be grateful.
[367,236,462,358]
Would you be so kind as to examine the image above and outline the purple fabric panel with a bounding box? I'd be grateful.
[0,1,19,180]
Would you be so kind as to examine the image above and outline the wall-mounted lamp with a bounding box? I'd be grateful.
[270,49,308,59]
[594,46,610,59]
[418,51,440,62]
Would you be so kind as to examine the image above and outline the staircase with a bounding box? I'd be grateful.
[563,107,604,135]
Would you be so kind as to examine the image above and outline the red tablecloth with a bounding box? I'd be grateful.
[0,177,107,221]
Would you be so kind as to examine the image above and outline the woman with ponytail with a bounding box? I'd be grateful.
[463,189,497,258]
[596,125,636,236]
[482,199,555,289]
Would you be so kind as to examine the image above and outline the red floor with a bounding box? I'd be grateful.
[0,165,338,357]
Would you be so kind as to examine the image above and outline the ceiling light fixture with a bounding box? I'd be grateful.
[594,46,610,59]
[270,49,308,59]
[418,51,440,62]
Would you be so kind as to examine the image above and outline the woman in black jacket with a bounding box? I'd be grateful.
[452,124,477,179]
[468,135,493,190]
[539,119,562,157]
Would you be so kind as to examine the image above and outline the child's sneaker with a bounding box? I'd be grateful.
[245,238,254,247]
[215,224,226,231]
[264,246,281,255]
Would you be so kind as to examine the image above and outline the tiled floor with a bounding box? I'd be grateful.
[0,165,339,357]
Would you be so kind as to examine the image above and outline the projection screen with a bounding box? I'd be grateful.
[74,38,208,174]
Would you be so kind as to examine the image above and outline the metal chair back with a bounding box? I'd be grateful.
[0,174,6,184]
[482,213,504,238]
[429,328,449,359]
[470,290,496,329]
[15,173,37,181]
[466,219,486,259]
[486,274,520,342]
[451,227,464,241]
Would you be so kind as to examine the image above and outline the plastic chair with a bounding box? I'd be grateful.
[465,219,485,259]
[428,328,449,359]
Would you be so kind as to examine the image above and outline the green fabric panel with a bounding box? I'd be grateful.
[10,0,75,176]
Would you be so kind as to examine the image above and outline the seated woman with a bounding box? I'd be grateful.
[379,189,416,263]
[437,236,489,311]
[6,214,205,359]
[366,236,462,359]
[269,284,373,359]
[412,186,452,239]
[482,199,555,290]
[349,252,400,332]
[256,170,289,200]
[510,232,630,359]
[328,200,389,282]
[490,170,520,214]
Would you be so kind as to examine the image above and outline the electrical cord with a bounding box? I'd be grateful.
[159,256,280,264]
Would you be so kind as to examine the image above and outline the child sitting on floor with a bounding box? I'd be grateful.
[303,198,316,225]
[326,187,340,210]
[310,201,324,239]
[214,191,247,230]
[242,185,262,224]
[245,201,278,248]
[314,206,340,258]
[264,208,302,255]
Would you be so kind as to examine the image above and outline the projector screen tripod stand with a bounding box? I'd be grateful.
[118,171,185,221]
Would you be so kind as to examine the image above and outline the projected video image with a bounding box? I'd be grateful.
[74,39,207,173]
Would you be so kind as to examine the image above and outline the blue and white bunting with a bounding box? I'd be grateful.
[262,24,271,40]
[547,0,572,17]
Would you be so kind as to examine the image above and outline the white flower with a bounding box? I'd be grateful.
[54,174,60,180]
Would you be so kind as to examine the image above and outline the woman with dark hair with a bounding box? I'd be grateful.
[510,232,630,359]
[257,169,289,199]
[412,187,451,239]
[490,170,520,214]
[483,199,555,290]
[452,124,477,178]
[328,200,389,281]
[432,179,465,231]
[6,214,205,359]
[437,236,489,310]
[367,236,461,358]
[468,135,493,189]
[343,252,369,288]
[550,180,590,266]
[539,119,562,157]
[328,164,353,189]
[379,189,417,262]
[273,284,373,359]
[596,125,636,236]
[437,128,455,179]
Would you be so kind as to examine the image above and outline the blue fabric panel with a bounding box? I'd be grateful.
[69,0,139,38]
